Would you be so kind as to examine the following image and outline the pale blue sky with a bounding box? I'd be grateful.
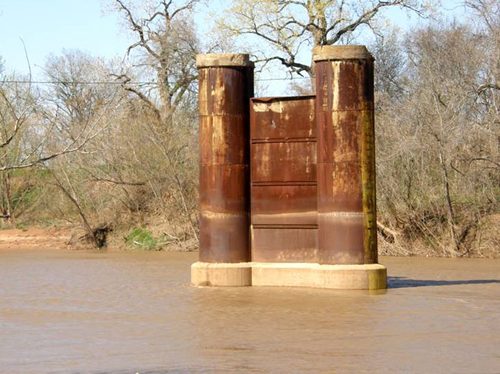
[0,0,467,95]
[0,0,130,75]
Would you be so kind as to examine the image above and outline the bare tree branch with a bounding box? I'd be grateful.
[221,0,430,76]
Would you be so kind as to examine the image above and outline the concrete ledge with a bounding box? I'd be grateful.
[192,262,387,290]
[313,45,374,62]
[252,263,386,290]
[196,53,254,68]
[191,262,252,287]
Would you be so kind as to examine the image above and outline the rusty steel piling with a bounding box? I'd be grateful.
[314,45,377,265]
[197,54,254,263]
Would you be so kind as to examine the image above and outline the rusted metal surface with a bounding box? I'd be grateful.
[251,226,318,263]
[250,96,318,262]
[198,58,254,263]
[251,96,316,139]
[251,185,317,225]
[197,48,377,266]
[251,141,316,182]
[315,47,377,264]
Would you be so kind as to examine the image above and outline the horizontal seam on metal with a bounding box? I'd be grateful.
[199,114,247,117]
[252,224,318,229]
[318,108,374,113]
[251,181,317,186]
[251,138,316,144]
[200,163,248,166]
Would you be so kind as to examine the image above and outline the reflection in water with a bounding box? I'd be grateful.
[0,249,499,373]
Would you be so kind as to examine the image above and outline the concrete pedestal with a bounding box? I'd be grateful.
[191,262,252,287]
[192,262,387,290]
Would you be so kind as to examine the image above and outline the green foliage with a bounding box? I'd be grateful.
[125,227,158,250]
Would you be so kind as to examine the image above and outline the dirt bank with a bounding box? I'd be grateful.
[0,227,72,251]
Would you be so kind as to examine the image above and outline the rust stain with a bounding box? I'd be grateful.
[251,226,319,263]
[198,64,253,263]
[253,101,284,113]
[200,211,247,220]
[315,56,376,265]
[360,110,377,263]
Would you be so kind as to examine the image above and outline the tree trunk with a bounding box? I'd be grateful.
[438,150,460,255]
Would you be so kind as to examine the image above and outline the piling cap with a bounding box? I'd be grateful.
[313,45,374,62]
[196,53,254,68]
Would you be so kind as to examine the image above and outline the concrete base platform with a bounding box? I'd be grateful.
[251,262,387,290]
[191,262,387,290]
[191,262,252,286]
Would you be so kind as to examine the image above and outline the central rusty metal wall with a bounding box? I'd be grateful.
[250,96,318,262]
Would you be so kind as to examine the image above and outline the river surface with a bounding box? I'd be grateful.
[0,249,499,373]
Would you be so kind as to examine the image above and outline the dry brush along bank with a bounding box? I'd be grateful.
[0,1,498,256]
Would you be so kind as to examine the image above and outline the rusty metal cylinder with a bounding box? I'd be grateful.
[197,54,254,263]
[314,45,377,265]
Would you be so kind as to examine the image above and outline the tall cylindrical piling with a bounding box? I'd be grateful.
[196,54,254,264]
[314,45,377,265]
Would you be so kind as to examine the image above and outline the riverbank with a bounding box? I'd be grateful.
[0,225,196,252]
[0,227,72,251]
[0,224,498,258]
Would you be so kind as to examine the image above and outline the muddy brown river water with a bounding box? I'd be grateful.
[0,249,499,373]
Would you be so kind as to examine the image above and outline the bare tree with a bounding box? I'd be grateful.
[0,83,105,173]
[370,30,408,101]
[220,0,430,77]
[109,0,202,243]
[465,0,500,33]
[375,21,499,256]
[112,0,200,127]
[40,50,124,247]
